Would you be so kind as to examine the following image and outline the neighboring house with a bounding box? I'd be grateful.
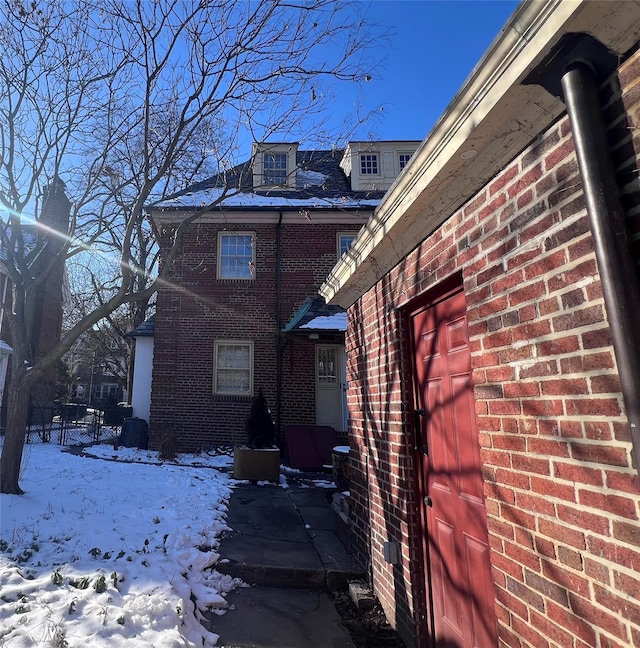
[1,178,69,429]
[145,141,420,450]
[89,373,126,408]
[68,329,127,407]
[321,2,640,648]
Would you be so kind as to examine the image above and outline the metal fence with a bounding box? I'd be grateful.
[25,405,119,447]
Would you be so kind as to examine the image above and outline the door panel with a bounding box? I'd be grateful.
[410,287,497,648]
[436,519,463,636]
[464,532,493,647]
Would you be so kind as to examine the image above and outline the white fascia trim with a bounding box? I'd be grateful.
[320,0,584,306]
[150,209,373,226]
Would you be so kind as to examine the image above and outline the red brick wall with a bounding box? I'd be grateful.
[150,219,361,450]
[346,50,640,647]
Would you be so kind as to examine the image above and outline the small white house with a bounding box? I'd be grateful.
[0,340,12,420]
[128,317,154,423]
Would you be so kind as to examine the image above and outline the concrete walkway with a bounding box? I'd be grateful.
[205,474,365,648]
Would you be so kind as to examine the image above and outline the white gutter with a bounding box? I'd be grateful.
[320,0,640,307]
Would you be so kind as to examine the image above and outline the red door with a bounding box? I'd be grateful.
[410,287,496,648]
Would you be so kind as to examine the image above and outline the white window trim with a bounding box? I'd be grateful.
[217,231,255,280]
[336,232,357,259]
[213,340,254,396]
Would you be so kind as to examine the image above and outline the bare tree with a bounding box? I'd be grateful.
[0,0,379,494]
[65,303,134,403]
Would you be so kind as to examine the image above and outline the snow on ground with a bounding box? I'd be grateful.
[0,443,242,647]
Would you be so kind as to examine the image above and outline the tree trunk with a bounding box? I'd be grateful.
[0,376,32,494]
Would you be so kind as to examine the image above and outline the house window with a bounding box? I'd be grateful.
[98,383,119,400]
[337,233,356,259]
[360,153,379,175]
[317,346,338,384]
[399,153,413,170]
[214,341,253,395]
[263,152,287,185]
[218,232,255,280]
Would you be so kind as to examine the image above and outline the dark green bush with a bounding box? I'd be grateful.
[246,389,275,449]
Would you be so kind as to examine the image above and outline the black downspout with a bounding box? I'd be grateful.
[276,211,283,443]
[560,62,640,470]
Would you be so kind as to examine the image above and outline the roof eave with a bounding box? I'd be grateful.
[148,204,378,229]
[304,329,346,334]
[151,202,379,214]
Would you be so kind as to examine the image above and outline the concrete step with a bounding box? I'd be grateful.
[217,480,365,590]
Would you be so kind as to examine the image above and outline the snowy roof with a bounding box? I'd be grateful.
[155,188,380,210]
[282,296,347,334]
[150,149,385,212]
[301,313,347,331]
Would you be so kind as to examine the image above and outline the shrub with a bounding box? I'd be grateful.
[159,426,177,460]
[246,389,276,449]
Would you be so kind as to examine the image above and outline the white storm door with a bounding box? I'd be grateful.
[315,345,345,432]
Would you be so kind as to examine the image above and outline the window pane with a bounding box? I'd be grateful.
[215,343,252,394]
[339,235,355,258]
[360,154,378,175]
[220,234,253,279]
[317,347,338,384]
[217,368,250,393]
[399,153,412,170]
[217,344,249,369]
[263,152,287,184]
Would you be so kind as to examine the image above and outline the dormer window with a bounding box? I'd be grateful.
[263,152,287,185]
[341,141,421,191]
[252,142,298,190]
[360,153,379,175]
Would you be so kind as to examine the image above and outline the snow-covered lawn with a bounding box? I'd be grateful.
[0,443,243,647]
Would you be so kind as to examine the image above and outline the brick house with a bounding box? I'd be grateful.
[145,141,419,451]
[321,2,640,647]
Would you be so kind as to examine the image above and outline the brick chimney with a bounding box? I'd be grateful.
[29,177,71,419]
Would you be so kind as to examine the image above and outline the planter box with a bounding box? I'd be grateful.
[233,447,280,481]
[331,445,350,492]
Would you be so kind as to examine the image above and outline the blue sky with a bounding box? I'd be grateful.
[346,0,519,142]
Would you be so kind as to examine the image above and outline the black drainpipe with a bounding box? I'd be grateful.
[526,34,640,469]
[276,211,283,443]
